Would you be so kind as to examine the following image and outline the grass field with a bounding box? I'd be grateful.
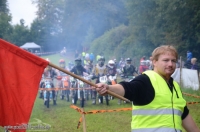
[1,54,200,132]
[40,53,73,66]
[1,88,200,132]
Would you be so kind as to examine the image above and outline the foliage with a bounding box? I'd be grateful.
[0,13,12,40]
[0,0,9,13]
[31,0,128,51]
[0,0,12,39]
[8,24,31,46]
[2,0,200,59]
[126,0,200,59]
[82,25,95,51]
[90,24,130,60]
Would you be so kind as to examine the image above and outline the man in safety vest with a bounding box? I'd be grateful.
[95,45,200,132]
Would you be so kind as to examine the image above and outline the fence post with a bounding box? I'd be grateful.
[180,56,182,88]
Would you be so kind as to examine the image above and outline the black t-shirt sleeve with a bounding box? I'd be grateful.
[119,74,155,105]
[182,106,189,120]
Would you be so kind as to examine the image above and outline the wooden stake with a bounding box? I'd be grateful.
[180,56,182,88]
[81,108,87,132]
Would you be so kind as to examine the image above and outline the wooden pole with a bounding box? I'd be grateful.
[180,56,182,88]
[81,108,87,132]
[49,62,130,102]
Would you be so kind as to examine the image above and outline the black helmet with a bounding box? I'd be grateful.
[98,56,105,62]
[126,58,132,61]
[75,58,82,66]
[75,58,82,62]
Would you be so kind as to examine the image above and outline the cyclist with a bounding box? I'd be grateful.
[121,58,137,79]
[91,56,107,105]
[40,58,57,105]
[70,58,87,105]
[56,59,70,101]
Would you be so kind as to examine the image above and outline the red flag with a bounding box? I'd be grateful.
[0,39,48,131]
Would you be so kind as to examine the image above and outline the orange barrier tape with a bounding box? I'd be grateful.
[39,87,95,91]
[77,117,82,129]
[70,105,132,115]
[70,105,132,129]
[183,92,200,99]
[187,102,200,105]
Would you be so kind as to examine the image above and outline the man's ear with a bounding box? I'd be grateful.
[152,60,156,67]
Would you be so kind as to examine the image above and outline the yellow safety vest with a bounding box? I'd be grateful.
[131,70,186,132]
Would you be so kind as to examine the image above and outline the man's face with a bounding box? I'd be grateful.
[153,52,176,80]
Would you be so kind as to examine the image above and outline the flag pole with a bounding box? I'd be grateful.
[49,62,131,103]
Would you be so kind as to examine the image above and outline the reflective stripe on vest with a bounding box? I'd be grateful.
[131,70,186,132]
[132,109,182,116]
[132,128,182,132]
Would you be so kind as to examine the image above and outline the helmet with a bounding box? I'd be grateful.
[142,56,146,60]
[59,59,65,63]
[98,56,105,67]
[75,58,82,66]
[108,60,115,68]
[108,60,115,65]
[98,56,105,62]
[59,59,66,68]
[126,58,132,61]
[75,58,82,61]
[126,58,132,65]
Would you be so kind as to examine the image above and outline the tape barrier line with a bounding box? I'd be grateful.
[70,105,132,115]
[70,105,132,129]
[187,102,200,105]
[39,87,95,91]
[183,92,200,99]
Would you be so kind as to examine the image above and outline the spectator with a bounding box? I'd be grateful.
[191,58,199,73]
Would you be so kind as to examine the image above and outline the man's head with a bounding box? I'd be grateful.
[151,45,178,62]
[59,59,66,68]
[191,58,197,64]
[152,45,178,80]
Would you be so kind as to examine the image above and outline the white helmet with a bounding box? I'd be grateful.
[108,60,115,68]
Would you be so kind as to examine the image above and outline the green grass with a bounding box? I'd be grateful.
[1,88,200,132]
[40,53,72,66]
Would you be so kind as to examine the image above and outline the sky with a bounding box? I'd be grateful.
[7,0,37,27]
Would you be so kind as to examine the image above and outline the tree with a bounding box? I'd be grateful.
[9,24,31,46]
[0,0,12,40]
[0,0,9,13]
[82,25,95,51]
